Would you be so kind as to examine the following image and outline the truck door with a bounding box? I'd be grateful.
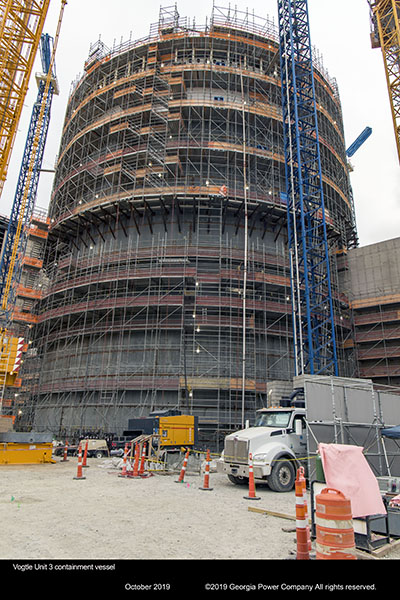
[288,414,307,456]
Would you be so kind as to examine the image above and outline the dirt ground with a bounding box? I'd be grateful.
[0,452,399,593]
[0,454,300,561]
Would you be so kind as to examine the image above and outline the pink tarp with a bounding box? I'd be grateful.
[318,443,386,518]
[389,494,400,508]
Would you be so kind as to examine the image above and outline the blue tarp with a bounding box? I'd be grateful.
[381,426,400,439]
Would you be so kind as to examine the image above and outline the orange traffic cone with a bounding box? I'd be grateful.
[128,443,141,478]
[295,467,309,559]
[61,440,69,462]
[118,443,129,478]
[73,443,86,480]
[243,453,260,500]
[176,449,189,483]
[199,449,213,491]
[82,439,89,468]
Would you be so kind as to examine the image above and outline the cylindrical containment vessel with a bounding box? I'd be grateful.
[27,6,356,447]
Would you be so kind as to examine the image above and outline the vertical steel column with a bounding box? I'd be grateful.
[278,0,338,376]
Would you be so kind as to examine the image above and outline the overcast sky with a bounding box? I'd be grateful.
[2,0,399,248]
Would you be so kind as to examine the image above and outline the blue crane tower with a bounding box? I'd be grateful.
[0,33,58,329]
[277,0,338,377]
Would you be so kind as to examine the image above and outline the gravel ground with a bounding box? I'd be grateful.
[0,455,299,561]
[0,453,398,594]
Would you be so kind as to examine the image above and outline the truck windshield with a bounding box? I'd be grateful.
[254,411,291,428]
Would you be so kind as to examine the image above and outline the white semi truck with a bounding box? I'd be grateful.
[217,397,307,492]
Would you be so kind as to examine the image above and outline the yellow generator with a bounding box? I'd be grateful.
[125,410,198,448]
[157,414,197,447]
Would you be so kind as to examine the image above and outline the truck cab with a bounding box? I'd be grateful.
[217,403,307,492]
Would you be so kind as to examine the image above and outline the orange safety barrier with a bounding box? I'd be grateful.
[118,443,129,478]
[243,453,260,500]
[22,256,43,268]
[315,488,356,560]
[199,449,213,491]
[295,467,310,560]
[73,443,86,480]
[176,449,189,483]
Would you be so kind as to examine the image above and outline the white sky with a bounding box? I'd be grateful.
[1,0,399,248]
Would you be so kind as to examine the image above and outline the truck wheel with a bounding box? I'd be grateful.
[95,451,104,459]
[228,474,248,486]
[268,460,295,492]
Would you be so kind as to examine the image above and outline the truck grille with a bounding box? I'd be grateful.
[224,437,249,464]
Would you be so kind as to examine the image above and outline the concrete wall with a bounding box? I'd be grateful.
[341,237,400,302]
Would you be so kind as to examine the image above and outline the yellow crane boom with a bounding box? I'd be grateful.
[369,0,400,163]
[0,0,51,198]
[1,0,66,314]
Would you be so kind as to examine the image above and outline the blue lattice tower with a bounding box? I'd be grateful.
[278,0,338,376]
[0,34,56,328]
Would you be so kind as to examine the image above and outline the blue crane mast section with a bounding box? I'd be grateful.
[346,126,372,157]
[277,0,338,377]
[0,33,57,327]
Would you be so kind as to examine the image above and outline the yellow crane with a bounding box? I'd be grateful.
[368,0,400,163]
[0,0,51,199]
[1,0,66,315]
[0,0,67,409]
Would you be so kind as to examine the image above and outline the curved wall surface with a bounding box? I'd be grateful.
[29,8,356,445]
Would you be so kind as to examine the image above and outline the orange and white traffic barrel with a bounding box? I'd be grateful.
[315,487,356,560]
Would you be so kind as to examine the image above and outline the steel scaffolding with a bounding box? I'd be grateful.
[23,4,356,447]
